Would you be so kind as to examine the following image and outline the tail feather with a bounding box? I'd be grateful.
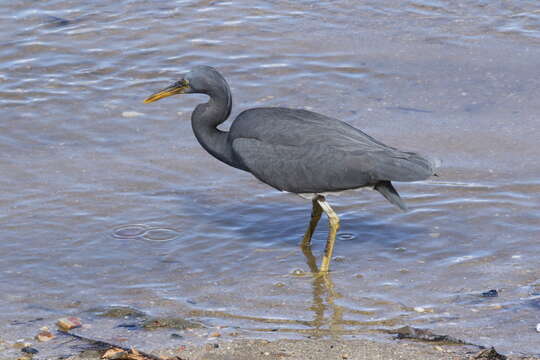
[374,181,407,211]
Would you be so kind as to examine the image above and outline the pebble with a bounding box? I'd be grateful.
[35,330,55,342]
[21,346,38,354]
[56,316,82,331]
[121,111,144,117]
[481,289,498,297]
[414,307,425,313]
[209,332,221,338]
[102,348,126,359]
[536,323,540,333]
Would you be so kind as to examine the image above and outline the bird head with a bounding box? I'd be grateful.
[143,66,227,103]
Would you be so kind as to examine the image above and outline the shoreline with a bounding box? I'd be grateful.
[66,337,538,360]
[5,325,539,360]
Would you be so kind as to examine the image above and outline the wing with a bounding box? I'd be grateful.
[232,138,433,194]
[230,107,395,152]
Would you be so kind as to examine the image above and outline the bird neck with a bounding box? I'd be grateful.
[191,89,236,168]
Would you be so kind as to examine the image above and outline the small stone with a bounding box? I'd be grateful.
[102,348,127,359]
[333,256,346,263]
[56,316,82,331]
[170,333,183,339]
[481,289,498,297]
[414,307,425,313]
[35,330,55,342]
[342,354,349,359]
[209,332,221,338]
[263,352,270,356]
[21,347,38,354]
[490,304,503,310]
[536,323,540,332]
[121,111,144,118]
[472,347,506,359]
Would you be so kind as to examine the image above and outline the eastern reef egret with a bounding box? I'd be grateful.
[144,66,435,273]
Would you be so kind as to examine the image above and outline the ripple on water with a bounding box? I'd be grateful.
[112,224,180,242]
[112,224,148,239]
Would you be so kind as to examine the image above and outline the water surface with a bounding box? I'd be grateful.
[1,0,539,356]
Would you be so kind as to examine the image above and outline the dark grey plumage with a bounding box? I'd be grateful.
[147,65,435,206]
[230,107,433,198]
[144,65,436,272]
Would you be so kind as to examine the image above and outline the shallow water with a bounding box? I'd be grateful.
[1,0,540,356]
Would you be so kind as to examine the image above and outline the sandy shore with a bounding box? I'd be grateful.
[65,337,538,360]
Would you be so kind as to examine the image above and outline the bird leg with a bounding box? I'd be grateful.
[301,196,323,248]
[318,197,340,273]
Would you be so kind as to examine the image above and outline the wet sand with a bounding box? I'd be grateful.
[22,337,540,360]
[3,310,539,360]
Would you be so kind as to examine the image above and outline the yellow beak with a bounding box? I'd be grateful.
[144,81,189,103]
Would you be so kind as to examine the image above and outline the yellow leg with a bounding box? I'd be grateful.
[301,197,323,248]
[318,197,340,273]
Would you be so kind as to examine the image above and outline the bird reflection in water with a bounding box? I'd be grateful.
[300,244,345,336]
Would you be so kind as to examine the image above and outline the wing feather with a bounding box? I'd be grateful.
[232,137,433,194]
